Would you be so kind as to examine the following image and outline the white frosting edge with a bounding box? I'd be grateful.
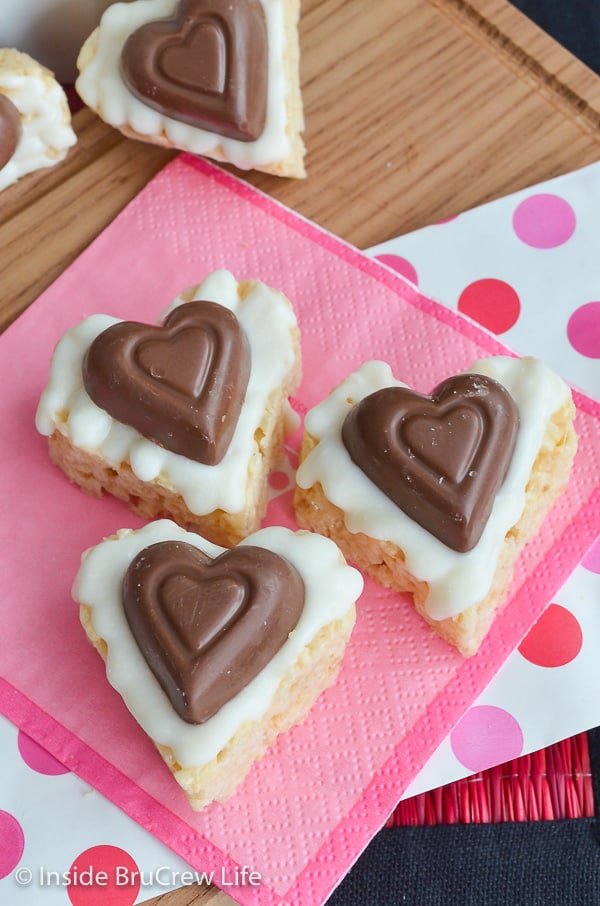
[72,519,363,767]
[0,63,77,191]
[75,0,291,169]
[296,356,571,620]
[35,269,298,516]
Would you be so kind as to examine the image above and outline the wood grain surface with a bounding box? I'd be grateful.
[2,0,600,904]
[3,0,600,334]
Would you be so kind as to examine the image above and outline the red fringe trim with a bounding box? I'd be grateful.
[388,733,593,826]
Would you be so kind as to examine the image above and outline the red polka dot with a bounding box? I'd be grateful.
[375,254,418,286]
[518,603,583,667]
[0,810,24,879]
[582,535,600,574]
[67,846,140,906]
[567,302,600,358]
[512,193,576,248]
[18,730,70,775]
[457,279,521,334]
[450,706,523,773]
[268,470,290,492]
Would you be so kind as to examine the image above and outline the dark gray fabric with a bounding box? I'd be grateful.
[327,729,600,905]
[510,0,600,74]
[328,817,600,905]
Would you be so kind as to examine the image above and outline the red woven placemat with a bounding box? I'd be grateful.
[390,733,594,825]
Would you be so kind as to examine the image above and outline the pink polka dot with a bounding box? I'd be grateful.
[268,470,290,492]
[18,730,70,775]
[512,193,576,248]
[582,535,600,574]
[375,254,418,286]
[518,603,583,667]
[457,279,521,334]
[450,705,523,773]
[67,846,140,906]
[567,302,600,358]
[0,810,25,879]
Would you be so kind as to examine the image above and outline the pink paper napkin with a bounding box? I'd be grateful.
[0,155,598,906]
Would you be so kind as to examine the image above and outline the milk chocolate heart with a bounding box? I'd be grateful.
[123,540,305,723]
[0,94,22,169]
[342,373,520,552]
[83,300,251,465]
[120,0,268,142]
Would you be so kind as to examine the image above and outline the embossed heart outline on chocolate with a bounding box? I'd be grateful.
[119,0,268,142]
[123,540,305,723]
[342,373,520,552]
[83,300,251,465]
[0,94,22,169]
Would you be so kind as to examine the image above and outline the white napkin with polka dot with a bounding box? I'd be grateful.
[368,160,600,795]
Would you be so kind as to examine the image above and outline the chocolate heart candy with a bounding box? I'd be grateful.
[0,94,22,169]
[342,373,520,552]
[123,540,305,723]
[119,0,268,142]
[83,300,251,465]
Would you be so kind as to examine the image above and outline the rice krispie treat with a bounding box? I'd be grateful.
[76,0,305,177]
[36,269,301,546]
[0,48,76,191]
[294,356,578,657]
[73,519,362,809]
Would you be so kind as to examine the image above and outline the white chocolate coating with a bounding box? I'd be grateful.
[76,0,291,170]
[35,270,299,517]
[73,520,363,767]
[296,357,572,621]
[0,49,77,191]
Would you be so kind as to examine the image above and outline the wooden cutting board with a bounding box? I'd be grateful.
[1,0,599,904]
[3,0,600,334]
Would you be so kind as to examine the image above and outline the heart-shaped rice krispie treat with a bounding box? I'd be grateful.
[76,0,305,177]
